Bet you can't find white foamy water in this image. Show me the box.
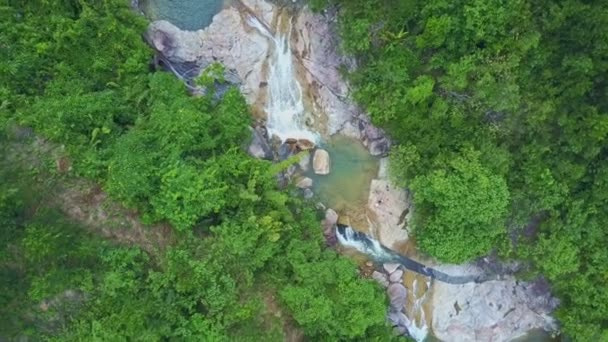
[247,16,318,143]
[406,278,430,341]
[337,226,429,342]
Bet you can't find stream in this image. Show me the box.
[143,1,558,341]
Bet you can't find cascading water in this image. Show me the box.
[336,225,493,341]
[247,16,318,143]
[337,225,430,341]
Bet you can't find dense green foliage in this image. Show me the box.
[314,0,608,339]
[0,1,395,340]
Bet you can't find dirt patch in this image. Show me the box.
[58,179,174,255]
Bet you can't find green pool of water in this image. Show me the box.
[141,0,227,31]
[309,136,379,225]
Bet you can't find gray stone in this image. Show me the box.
[389,269,404,283]
[296,177,313,189]
[372,271,389,288]
[369,137,390,156]
[370,181,410,249]
[313,149,330,175]
[383,263,400,274]
[432,274,558,342]
[324,209,338,226]
[388,310,408,327]
[387,283,407,310]
[247,127,273,160]
[365,124,384,141]
[303,188,314,199]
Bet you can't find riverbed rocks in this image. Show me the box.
[389,269,404,283]
[383,263,400,274]
[312,149,331,175]
[431,267,557,342]
[371,263,411,336]
[372,271,389,288]
[321,208,338,246]
[295,177,313,189]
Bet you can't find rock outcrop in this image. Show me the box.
[147,5,269,104]
[431,265,557,342]
[368,179,410,249]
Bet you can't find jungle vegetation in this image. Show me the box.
[312,0,608,339]
[0,0,396,340]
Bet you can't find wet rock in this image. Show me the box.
[247,127,273,160]
[324,209,338,226]
[383,263,400,274]
[313,149,330,175]
[303,188,314,199]
[278,142,294,160]
[369,180,410,249]
[388,310,408,327]
[369,137,390,156]
[240,0,275,24]
[296,139,315,151]
[387,283,407,310]
[389,269,404,283]
[321,208,338,246]
[285,137,298,144]
[296,177,313,189]
[372,271,389,288]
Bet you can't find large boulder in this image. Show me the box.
[372,271,389,288]
[432,275,557,342]
[295,177,313,189]
[368,180,410,249]
[387,283,407,310]
[389,270,404,283]
[313,149,331,175]
[383,263,400,274]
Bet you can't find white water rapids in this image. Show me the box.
[337,226,430,341]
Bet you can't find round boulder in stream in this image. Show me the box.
[387,283,407,310]
[313,149,331,175]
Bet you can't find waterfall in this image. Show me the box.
[247,15,319,143]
